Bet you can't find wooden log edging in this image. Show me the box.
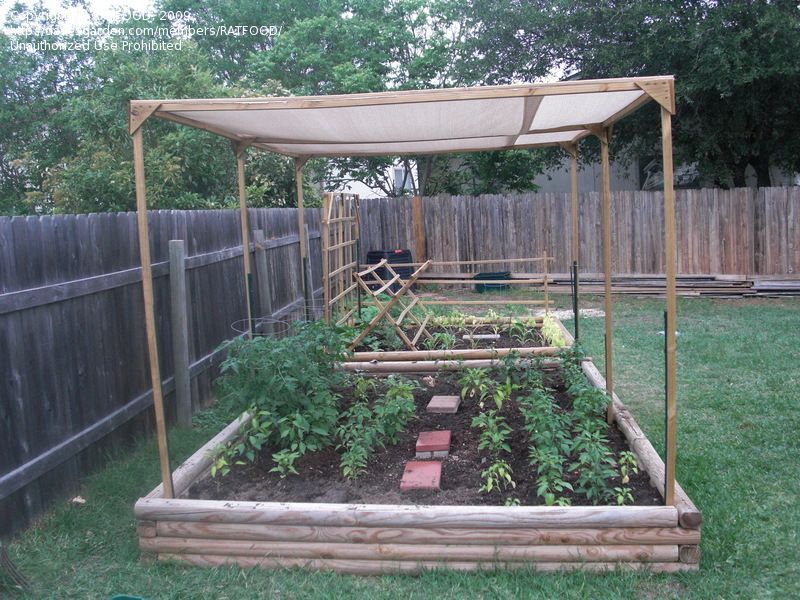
[153,521,701,545]
[146,412,252,499]
[342,359,565,373]
[347,346,562,363]
[136,499,678,529]
[155,554,699,574]
[135,354,700,574]
[581,361,702,529]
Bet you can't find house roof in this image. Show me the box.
[129,76,675,157]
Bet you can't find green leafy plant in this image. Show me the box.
[614,486,634,506]
[541,314,567,347]
[337,400,377,480]
[508,318,540,346]
[209,409,271,478]
[212,322,346,477]
[472,410,512,455]
[458,368,493,403]
[423,331,457,350]
[479,459,516,493]
[374,376,417,444]
[336,375,416,480]
[619,450,640,485]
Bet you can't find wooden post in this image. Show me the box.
[542,250,549,314]
[252,230,274,335]
[411,195,426,262]
[600,128,615,425]
[322,193,331,323]
[132,127,174,498]
[235,146,253,338]
[169,240,191,428]
[304,224,315,320]
[661,106,677,506]
[295,157,308,311]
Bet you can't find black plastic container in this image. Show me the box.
[365,249,414,293]
[474,271,511,293]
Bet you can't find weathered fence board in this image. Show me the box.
[0,208,321,537]
[359,187,800,276]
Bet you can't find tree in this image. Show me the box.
[476,0,800,187]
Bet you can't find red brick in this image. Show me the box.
[426,395,460,414]
[400,461,442,491]
[416,430,451,455]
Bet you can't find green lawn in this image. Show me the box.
[4,296,799,599]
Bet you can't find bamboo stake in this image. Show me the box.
[236,148,253,337]
[132,127,174,498]
[661,106,677,506]
[570,146,580,265]
[600,128,615,425]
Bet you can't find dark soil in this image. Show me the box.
[353,324,545,352]
[191,372,663,507]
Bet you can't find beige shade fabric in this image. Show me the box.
[132,76,674,157]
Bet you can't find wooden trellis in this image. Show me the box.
[322,192,360,324]
[348,259,433,351]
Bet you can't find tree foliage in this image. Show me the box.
[2,0,798,214]
[474,0,800,187]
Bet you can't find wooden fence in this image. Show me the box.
[359,187,800,276]
[2,186,798,538]
[0,208,322,537]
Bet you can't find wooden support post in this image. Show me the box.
[252,230,274,335]
[322,193,331,323]
[543,250,549,314]
[600,128,615,425]
[235,147,253,338]
[661,106,677,506]
[411,195,426,262]
[132,127,174,498]
[304,224,315,320]
[169,240,191,428]
[295,157,308,313]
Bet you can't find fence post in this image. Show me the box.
[411,195,426,262]
[252,230,274,335]
[304,224,315,320]
[169,239,191,428]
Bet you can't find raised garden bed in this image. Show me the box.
[135,336,701,574]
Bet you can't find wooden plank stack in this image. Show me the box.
[415,272,800,298]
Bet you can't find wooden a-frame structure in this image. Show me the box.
[129,75,679,505]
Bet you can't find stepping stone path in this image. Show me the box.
[415,430,451,459]
[400,461,442,491]
[401,394,460,492]
[426,395,461,414]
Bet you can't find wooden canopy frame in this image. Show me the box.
[129,75,678,506]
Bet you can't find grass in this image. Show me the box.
[4,296,799,599]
